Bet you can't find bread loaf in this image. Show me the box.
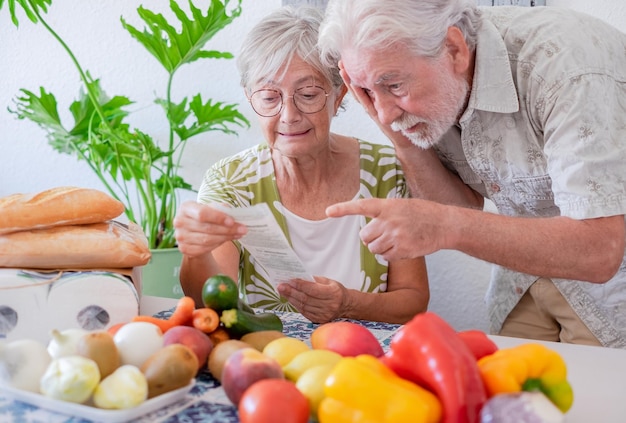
[0,221,151,269]
[0,186,125,234]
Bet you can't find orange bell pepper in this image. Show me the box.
[477,343,574,413]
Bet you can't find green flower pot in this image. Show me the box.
[141,248,184,298]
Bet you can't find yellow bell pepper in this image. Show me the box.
[477,343,574,413]
[318,354,442,423]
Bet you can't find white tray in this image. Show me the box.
[1,379,195,422]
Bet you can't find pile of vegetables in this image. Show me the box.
[217,312,574,423]
[0,323,198,409]
[1,275,574,422]
[0,273,281,410]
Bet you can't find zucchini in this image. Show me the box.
[237,298,255,313]
[220,308,283,339]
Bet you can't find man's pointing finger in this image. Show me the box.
[326,198,381,219]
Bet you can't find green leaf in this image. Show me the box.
[0,0,51,27]
[184,94,250,138]
[67,78,132,137]
[120,0,242,73]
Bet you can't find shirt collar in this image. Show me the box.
[461,18,519,123]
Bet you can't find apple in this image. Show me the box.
[163,325,214,372]
[310,321,383,357]
[220,347,284,406]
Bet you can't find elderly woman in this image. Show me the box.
[173,6,429,324]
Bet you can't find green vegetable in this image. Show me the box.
[202,274,239,312]
[220,308,283,339]
[237,298,255,313]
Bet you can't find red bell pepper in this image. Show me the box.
[458,329,498,360]
[380,312,487,423]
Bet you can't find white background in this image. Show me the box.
[1,0,624,331]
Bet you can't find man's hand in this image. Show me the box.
[326,198,449,261]
[339,60,415,150]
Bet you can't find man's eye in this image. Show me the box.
[388,83,403,93]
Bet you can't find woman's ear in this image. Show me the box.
[445,26,471,75]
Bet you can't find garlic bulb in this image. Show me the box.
[93,365,148,409]
[47,328,89,359]
[40,355,100,403]
[0,339,51,392]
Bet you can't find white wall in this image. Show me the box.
[1,1,623,331]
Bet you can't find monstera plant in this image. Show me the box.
[2,0,249,249]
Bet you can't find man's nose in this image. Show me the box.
[374,95,403,126]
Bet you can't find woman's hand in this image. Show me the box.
[173,201,247,258]
[277,277,349,323]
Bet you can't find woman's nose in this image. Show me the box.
[280,96,302,123]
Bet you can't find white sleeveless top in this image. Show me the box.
[282,207,361,289]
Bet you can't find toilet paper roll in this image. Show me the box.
[0,269,139,344]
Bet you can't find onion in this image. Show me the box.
[113,321,164,368]
[480,392,565,423]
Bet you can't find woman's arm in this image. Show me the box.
[277,256,430,324]
[174,201,245,307]
[179,242,240,308]
[339,256,430,324]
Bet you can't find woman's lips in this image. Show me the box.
[279,129,310,136]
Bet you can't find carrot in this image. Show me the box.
[208,326,231,345]
[132,296,196,333]
[168,296,196,326]
[107,322,125,336]
[192,307,220,333]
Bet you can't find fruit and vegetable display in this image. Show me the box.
[0,274,574,422]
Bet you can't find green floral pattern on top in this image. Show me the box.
[197,140,408,311]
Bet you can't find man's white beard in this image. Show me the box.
[391,115,442,149]
[391,75,469,150]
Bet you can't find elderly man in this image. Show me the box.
[319,0,626,348]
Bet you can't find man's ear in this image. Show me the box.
[445,26,471,75]
[334,84,349,111]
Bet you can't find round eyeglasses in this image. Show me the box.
[249,86,330,117]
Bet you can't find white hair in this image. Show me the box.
[236,6,343,94]
[319,0,482,67]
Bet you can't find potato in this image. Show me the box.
[207,340,250,382]
[140,344,197,398]
[76,330,121,379]
[240,330,286,351]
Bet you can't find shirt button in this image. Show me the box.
[515,287,524,295]
[491,183,500,193]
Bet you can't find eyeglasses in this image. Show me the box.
[249,86,329,117]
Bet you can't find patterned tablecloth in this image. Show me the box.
[0,312,401,423]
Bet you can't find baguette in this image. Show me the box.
[0,221,151,269]
[0,186,125,234]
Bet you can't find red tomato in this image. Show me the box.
[238,379,310,423]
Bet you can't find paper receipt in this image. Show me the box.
[210,203,315,285]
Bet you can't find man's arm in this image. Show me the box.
[327,198,625,283]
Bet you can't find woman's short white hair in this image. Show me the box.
[237,6,343,94]
[319,0,482,67]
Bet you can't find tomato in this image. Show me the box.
[238,379,310,423]
[201,274,239,312]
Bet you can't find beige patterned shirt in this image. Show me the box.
[435,6,626,347]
